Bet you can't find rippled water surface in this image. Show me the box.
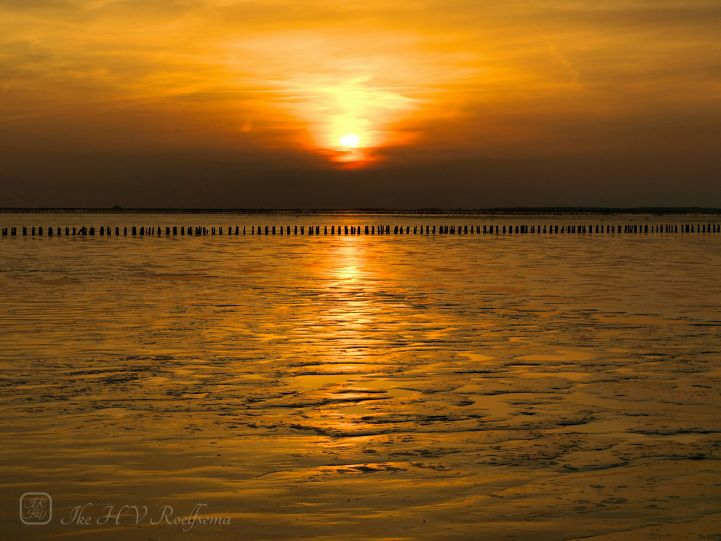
[1,213,721,540]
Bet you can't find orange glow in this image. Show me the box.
[275,76,419,166]
[3,1,719,177]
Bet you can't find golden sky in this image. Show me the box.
[1,1,720,207]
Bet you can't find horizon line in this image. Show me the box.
[2,206,721,215]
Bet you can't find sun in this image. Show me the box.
[339,133,361,149]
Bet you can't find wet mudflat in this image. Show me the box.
[1,213,720,540]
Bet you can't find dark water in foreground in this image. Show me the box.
[1,213,720,540]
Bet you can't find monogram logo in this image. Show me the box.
[20,493,52,525]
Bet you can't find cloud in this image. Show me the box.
[1,0,720,205]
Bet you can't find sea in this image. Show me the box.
[1,212,720,540]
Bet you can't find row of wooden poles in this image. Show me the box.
[2,223,721,237]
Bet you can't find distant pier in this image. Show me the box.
[1,223,720,238]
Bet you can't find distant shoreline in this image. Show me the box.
[1,207,721,216]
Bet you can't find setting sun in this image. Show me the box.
[339,133,360,149]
